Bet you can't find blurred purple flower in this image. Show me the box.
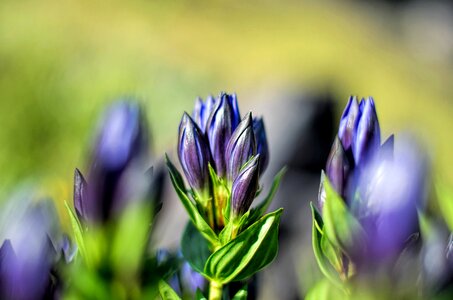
[73,100,161,224]
[0,200,69,300]
[353,139,427,264]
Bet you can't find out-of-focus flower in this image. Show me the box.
[73,100,161,224]
[353,139,427,264]
[318,97,428,273]
[225,113,256,183]
[231,155,260,217]
[193,96,216,133]
[180,262,207,295]
[0,199,68,300]
[178,112,211,194]
[206,93,241,177]
[253,117,269,175]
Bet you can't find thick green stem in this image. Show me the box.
[209,280,223,300]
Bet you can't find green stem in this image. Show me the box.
[209,280,223,300]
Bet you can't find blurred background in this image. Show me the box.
[1,0,453,298]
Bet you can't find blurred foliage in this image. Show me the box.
[0,0,452,223]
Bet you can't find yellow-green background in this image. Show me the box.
[1,0,452,221]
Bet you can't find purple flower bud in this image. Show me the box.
[325,136,351,198]
[253,117,269,175]
[206,93,241,177]
[94,101,147,171]
[180,262,207,295]
[193,96,216,133]
[338,96,360,151]
[352,97,381,165]
[354,139,427,264]
[225,113,256,182]
[178,113,211,192]
[231,155,260,216]
[75,100,152,223]
[0,203,56,300]
[73,168,88,223]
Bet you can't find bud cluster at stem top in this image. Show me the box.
[178,93,269,224]
[319,96,427,266]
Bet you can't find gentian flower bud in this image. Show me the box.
[225,113,256,183]
[73,168,88,223]
[352,97,381,165]
[193,96,216,133]
[75,100,151,223]
[338,96,360,151]
[253,117,269,175]
[353,140,427,265]
[231,155,260,217]
[178,113,211,193]
[325,136,350,198]
[206,93,241,177]
[0,201,62,300]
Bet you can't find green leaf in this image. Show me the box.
[64,201,87,260]
[204,208,283,283]
[305,278,347,300]
[436,181,453,232]
[322,176,365,253]
[166,155,219,248]
[310,203,343,287]
[158,280,181,300]
[232,285,248,300]
[181,221,211,277]
[254,167,286,215]
[111,202,151,275]
[195,289,207,300]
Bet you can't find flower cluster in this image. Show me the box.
[313,96,427,282]
[177,93,269,230]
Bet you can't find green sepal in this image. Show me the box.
[322,175,365,253]
[232,285,248,300]
[247,167,286,226]
[310,202,343,287]
[64,201,87,260]
[166,154,219,248]
[219,211,250,245]
[181,221,211,278]
[158,280,182,300]
[204,208,283,284]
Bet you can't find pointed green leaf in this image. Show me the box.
[436,181,453,232]
[166,155,219,247]
[64,201,86,260]
[158,280,181,300]
[195,289,207,300]
[254,167,286,215]
[310,203,343,287]
[181,221,211,277]
[232,285,248,300]
[322,177,365,253]
[204,208,283,283]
